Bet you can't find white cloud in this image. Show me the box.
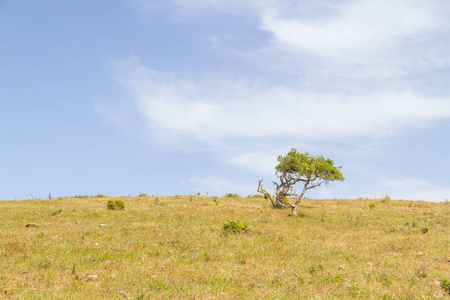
[261,0,443,59]
[115,59,450,145]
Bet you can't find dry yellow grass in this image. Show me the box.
[0,196,449,299]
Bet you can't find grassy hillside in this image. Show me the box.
[0,196,449,299]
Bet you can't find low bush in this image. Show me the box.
[107,200,125,210]
[51,209,62,216]
[222,220,250,234]
[223,193,239,198]
[95,193,107,198]
[420,227,429,234]
[369,203,376,209]
[441,278,450,295]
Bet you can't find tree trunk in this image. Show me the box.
[290,198,302,217]
[291,205,298,216]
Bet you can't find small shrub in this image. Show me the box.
[309,264,324,275]
[138,193,148,197]
[348,281,365,297]
[441,278,450,295]
[381,194,391,202]
[248,194,264,198]
[107,200,125,210]
[223,193,239,198]
[214,197,220,206]
[222,220,250,234]
[421,227,429,234]
[415,263,430,278]
[264,193,270,199]
[95,193,107,198]
[51,209,62,216]
[369,203,376,209]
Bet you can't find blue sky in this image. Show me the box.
[1,0,449,201]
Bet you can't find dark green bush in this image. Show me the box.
[107,200,125,210]
[421,227,429,234]
[222,220,250,234]
[369,202,376,209]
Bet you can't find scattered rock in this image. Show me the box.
[85,275,98,281]
[418,252,424,256]
[75,221,80,224]
[434,257,442,261]
[25,223,39,228]
[367,262,374,266]
[367,270,373,274]
[447,259,450,263]
[8,260,14,264]
[99,224,107,227]
[337,265,345,270]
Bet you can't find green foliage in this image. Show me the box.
[264,192,270,199]
[369,203,376,209]
[275,149,344,184]
[138,193,148,197]
[107,200,125,210]
[214,197,220,206]
[441,278,450,295]
[421,227,429,234]
[222,220,250,234]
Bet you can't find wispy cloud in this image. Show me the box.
[113,57,450,144]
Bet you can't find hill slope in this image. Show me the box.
[0,196,449,299]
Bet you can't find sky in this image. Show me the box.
[1,0,449,201]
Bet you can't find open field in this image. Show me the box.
[0,196,449,299]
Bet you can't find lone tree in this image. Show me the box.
[257,148,344,216]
